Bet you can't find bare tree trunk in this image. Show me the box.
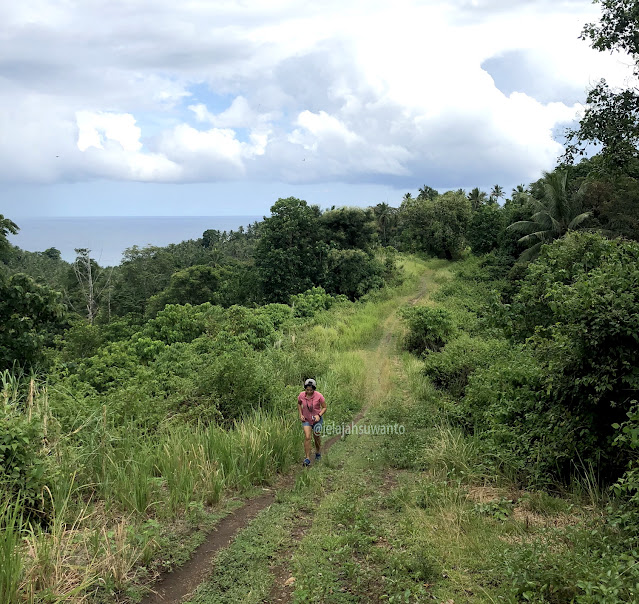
[73,248,113,324]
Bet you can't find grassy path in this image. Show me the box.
[152,258,602,604]
[169,262,443,604]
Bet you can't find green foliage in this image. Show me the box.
[224,305,278,350]
[0,215,19,262]
[399,305,455,355]
[0,270,66,370]
[563,1,639,172]
[467,204,504,255]
[319,206,376,251]
[290,286,339,318]
[322,248,385,299]
[508,234,639,471]
[423,334,510,398]
[198,338,272,422]
[255,197,325,302]
[142,303,224,344]
[498,519,639,603]
[472,498,513,521]
[146,265,230,316]
[581,173,639,241]
[507,170,592,261]
[0,496,24,604]
[399,191,472,259]
[0,406,48,511]
[372,202,399,246]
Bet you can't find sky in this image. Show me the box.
[0,0,634,217]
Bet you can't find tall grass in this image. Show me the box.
[1,253,429,601]
[0,496,24,604]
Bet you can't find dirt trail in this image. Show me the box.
[140,272,430,604]
[139,426,357,604]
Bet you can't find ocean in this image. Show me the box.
[8,216,263,267]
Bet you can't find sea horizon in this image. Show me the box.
[8,215,263,267]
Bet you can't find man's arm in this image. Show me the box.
[298,400,305,421]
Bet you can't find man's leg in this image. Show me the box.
[303,426,313,459]
[313,431,321,454]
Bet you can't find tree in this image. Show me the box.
[322,248,384,299]
[372,203,396,246]
[490,184,504,204]
[145,265,230,316]
[467,188,489,211]
[110,245,174,316]
[0,214,18,261]
[507,170,592,261]
[254,197,326,302]
[0,269,66,370]
[508,185,529,207]
[564,0,639,171]
[71,249,113,324]
[320,207,376,251]
[43,247,61,261]
[417,185,439,201]
[467,204,505,255]
[399,191,471,259]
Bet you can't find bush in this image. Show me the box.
[290,287,339,318]
[423,334,510,397]
[197,336,274,422]
[399,305,455,355]
[462,348,563,483]
[506,232,639,479]
[0,408,48,512]
[322,248,385,300]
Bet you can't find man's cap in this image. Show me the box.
[304,378,316,388]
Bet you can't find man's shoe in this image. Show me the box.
[303,458,311,467]
[315,453,321,462]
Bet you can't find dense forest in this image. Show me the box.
[2,1,639,602]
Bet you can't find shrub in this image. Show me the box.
[197,337,273,422]
[0,408,48,512]
[423,334,510,397]
[462,348,561,483]
[507,232,639,478]
[322,248,385,300]
[399,305,455,355]
[290,287,338,318]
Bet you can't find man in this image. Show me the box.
[298,378,326,466]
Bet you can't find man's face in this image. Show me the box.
[305,385,314,395]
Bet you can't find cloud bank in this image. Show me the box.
[0,0,632,189]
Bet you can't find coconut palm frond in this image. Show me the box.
[568,211,593,230]
[530,211,553,228]
[507,220,538,233]
[518,230,552,245]
[528,198,547,213]
[518,241,544,262]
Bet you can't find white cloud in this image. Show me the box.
[76,111,143,152]
[0,0,633,187]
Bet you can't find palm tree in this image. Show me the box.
[402,192,413,202]
[507,170,592,261]
[373,202,396,246]
[467,188,488,211]
[417,185,438,201]
[490,184,504,204]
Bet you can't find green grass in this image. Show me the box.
[0,496,23,604]
[1,254,432,603]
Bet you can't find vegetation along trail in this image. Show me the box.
[144,262,441,604]
[139,259,437,604]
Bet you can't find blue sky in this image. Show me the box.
[0,0,632,217]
